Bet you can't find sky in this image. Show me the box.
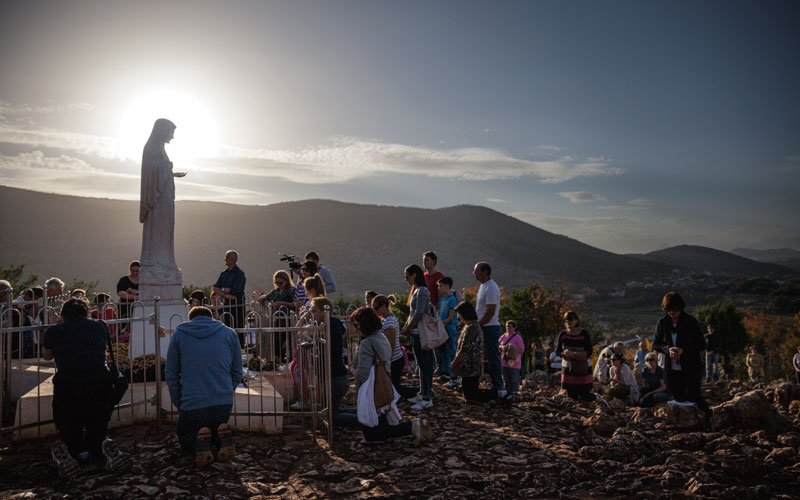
[1,0,798,254]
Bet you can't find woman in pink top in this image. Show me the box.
[499,320,525,400]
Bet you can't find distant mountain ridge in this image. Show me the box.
[731,248,800,271]
[629,245,794,277]
[0,186,791,297]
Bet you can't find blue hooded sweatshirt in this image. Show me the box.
[166,316,242,412]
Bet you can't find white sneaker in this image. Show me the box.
[406,395,420,404]
[290,401,306,410]
[410,399,433,411]
[445,380,457,389]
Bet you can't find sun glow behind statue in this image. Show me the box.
[116,90,220,167]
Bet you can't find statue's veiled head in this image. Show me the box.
[149,118,176,144]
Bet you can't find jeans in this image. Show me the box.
[482,325,503,390]
[177,404,232,454]
[705,352,720,381]
[639,391,671,407]
[502,366,520,394]
[462,376,498,404]
[52,382,109,458]
[390,356,418,399]
[411,334,434,400]
[435,329,459,376]
[361,414,412,442]
[331,375,359,428]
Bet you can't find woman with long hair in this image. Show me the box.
[372,294,416,399]
[351,306,427,445]
[399,264,434,411]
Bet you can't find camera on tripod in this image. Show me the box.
[280,253,302,273]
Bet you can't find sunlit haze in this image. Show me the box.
[1,1,798,253]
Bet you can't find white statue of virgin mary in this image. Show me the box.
[139,118,185,285]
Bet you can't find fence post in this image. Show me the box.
[153,296,162,430]
[324,306,333,445]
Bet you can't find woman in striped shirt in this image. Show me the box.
[373,294,417,399]
[555,311,595,401]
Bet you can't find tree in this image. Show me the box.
[499,281,576,347]
[0,264,38,294]
[183,284,212,300]
[694,302,748,354]
[67,278,100,297]
[743,312,800,381]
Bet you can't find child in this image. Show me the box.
[436,277,460,383]
[499,321,525,400]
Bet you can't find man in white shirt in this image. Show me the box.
[473,261,503,391]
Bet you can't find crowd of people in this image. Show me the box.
[2,248,799,476]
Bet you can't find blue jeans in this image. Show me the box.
[502,366,520,394]
[482,325,503,390]
[177,404,232,454]
[435,329,459,376]
[705,352,720,381]
[639,391,671,407]
[411,334,434,400]
[332,375,359,428]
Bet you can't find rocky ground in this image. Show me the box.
[2,377,799,500]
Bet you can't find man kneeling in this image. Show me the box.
[166,306,242,466]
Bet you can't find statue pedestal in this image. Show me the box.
[129,298,188,359]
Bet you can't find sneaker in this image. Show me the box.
[216,423,235,462]
[195,427,214,467]
[51,441,80,478]
[289,401,307,410]
[594,393,609,408]
[406,395,420,404]
[101,438,131,472]
[445,380,458,389]
[410,399,433,411]
[437,374,450,382]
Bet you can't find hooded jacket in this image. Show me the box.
[166,315,242,411]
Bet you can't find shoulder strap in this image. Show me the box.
[100,320,118,368]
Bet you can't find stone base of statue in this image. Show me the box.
[128,297,188,360]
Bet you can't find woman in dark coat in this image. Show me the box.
[651,292,709,417]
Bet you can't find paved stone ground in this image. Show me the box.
[2,378,799,499]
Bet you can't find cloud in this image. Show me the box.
[205,138,623,184]
[664,217,688,225]
[0,151,269,203]
[598,198,653,210]
[779,155,800,173]
[0,100,94,125]
[486,198,506,203]
[558,191,607,204]
[0,124,126,160]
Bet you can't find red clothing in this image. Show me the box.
[424,271,444,304]
[90,306,117,337]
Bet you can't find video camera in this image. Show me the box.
[279,253,302,273]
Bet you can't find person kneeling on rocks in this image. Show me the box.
[606,354,638,404]
[166,306,241,466]
[639,352,670,407]
[43,298,130,477]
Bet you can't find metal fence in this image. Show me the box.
[1,293,336,444]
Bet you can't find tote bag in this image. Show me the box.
[418,303,448,350]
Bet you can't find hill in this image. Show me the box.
[731,248,800,271]
[0,186,673,296]
[630,245,794,277]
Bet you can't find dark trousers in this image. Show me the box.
[177,404,232,454]
[52,384,109,458]
[796,371,800,384]
[411,334,434,400]
[331,375,359,428]
[390,357,418,399]
[361,414,412,442]
[667,369,709,414]
[482,325,503,390]
[461,376,497,404]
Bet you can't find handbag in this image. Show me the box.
[417,303,448,351]
[104,325,129,413]
[372,339,394,409]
